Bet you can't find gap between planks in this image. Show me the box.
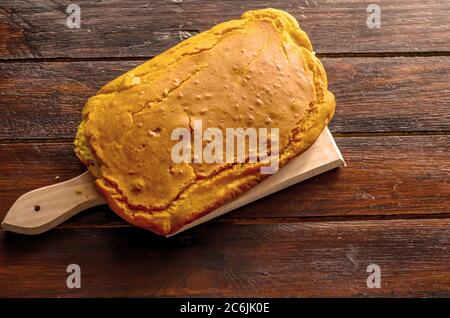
[4,213,449,232]
[1,51,450,64]
[1,131,450,144]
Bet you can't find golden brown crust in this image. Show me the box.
[74,8,336,235]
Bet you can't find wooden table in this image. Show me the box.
[1,0,449,297]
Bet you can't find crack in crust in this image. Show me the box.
[74,8,336,236]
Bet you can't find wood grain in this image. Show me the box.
[1,0,450,298]
[1,0,449,59]
[325,57,450,134]
[1,135,449,227]
[1,171,105,235]
[1,219,449,297]
[1,56,449,141]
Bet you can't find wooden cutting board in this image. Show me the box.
[1,127,344,236]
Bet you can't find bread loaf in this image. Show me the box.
[74,8,335,235]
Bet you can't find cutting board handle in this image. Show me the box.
[1,171,106,235]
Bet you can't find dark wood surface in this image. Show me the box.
[1,0,450,58]
[2,57,450,140]
[1,135,449,226]
[0,0,449,297]
[2,219,449,297]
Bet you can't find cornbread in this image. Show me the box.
[74,8,336,235]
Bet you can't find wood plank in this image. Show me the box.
[1,0,449,59]
[1,135,449,226]
[1,56,449,140]
[0,60,129,140]
[0,219,449,297]
[325,57,450,134]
